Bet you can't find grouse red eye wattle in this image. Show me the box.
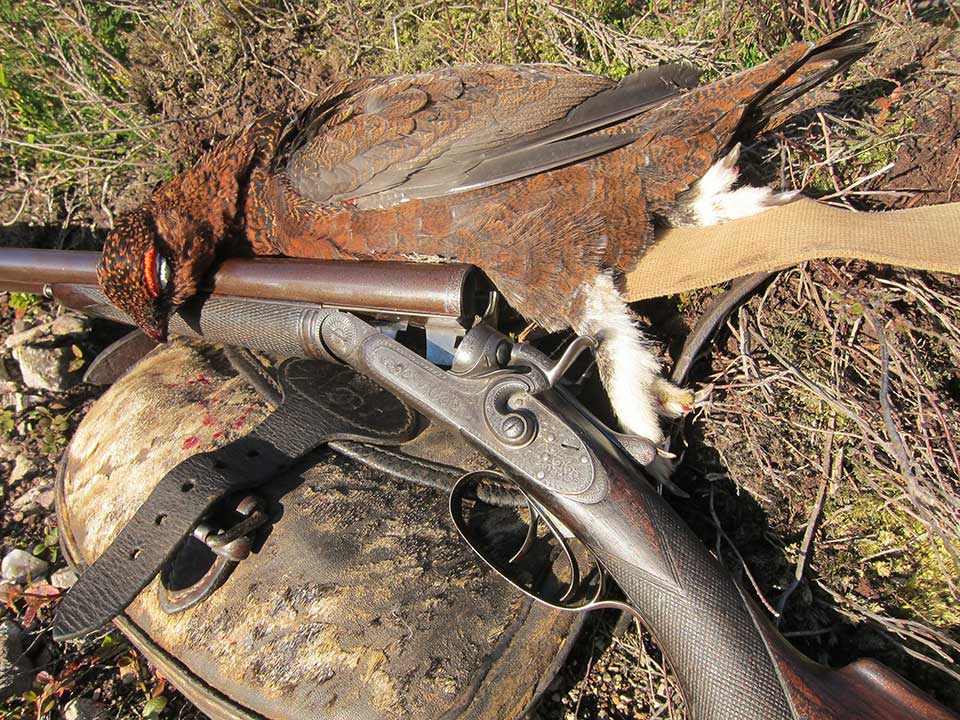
[142,247,171,299]
[143,247,160,298]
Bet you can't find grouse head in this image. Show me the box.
[97,123,269,341]
[97,207,179,342]
[97,197,223,343]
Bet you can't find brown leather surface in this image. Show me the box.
[56,340,580,720]
[54,356,419,641]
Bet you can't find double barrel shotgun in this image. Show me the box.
[1,246,957,720]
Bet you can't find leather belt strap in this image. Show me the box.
[53,358,417,640]
[627,198,960,300]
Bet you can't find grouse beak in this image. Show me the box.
[141,317,168,344]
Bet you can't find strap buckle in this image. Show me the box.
[193,495,269,562]
[159,494,268,614]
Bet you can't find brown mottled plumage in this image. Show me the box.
[97,23,873,453]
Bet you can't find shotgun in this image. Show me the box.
[2,248,956,720]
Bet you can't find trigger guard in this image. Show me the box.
[449,471,637,618]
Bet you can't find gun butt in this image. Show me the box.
[520,390,960,720]
[754,619,958,720]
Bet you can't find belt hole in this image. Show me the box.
[130,548,142,560]
[181,480,195,492]
[155,514,167,526]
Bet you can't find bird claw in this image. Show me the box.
[644,452,689,497]
[653,378,695,418]
[609,431,688,496]
[611,431,659,466]
[768,189,801,206]
[720,142,741,171]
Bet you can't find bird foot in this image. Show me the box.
[690,145,801,226]
[644,451,675,485]
[718,142,741,173]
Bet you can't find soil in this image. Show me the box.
[124,18,333,196]
[875,23,960,206]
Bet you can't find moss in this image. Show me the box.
[822,465,960,626]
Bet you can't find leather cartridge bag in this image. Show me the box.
[55,339,582,720]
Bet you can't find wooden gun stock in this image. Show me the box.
[519,390,959,720]
[760,624,956,719]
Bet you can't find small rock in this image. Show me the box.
[15,393,43,412]
[63,698,109,720]
[0,620,33,697]
[0,381,17,409]
[4,314,88,351]
[1,549,49,584]
[38,488,55,510]
[50,314,89,339]
[10,483,52,515]
[9,455,36,484]
[50,566,78,589]
[4,320,53,349]
[12,345,81,392]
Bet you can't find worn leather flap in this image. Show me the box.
[53,356,418,640]
[56,340,580,720]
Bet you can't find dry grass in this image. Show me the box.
[695,264,960,679]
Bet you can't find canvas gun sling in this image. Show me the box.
[54,353,433,640]
[627,198,960,301]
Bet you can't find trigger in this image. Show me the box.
[540,335,598,388]
[449,470,580,608]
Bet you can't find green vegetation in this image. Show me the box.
[32,525,59,563]
[25,406,72,458]
[830,473,960,624]
[7,292,41,315]
[0,1,159,223]
[0,408,14,435]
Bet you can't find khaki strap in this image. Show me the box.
[625,198,960,301]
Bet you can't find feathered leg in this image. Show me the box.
[665,144,800,227]
[570,274,692,478]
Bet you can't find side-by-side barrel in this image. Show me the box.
[0,249,485,321]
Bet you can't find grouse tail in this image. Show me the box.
[741,21,876,136]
